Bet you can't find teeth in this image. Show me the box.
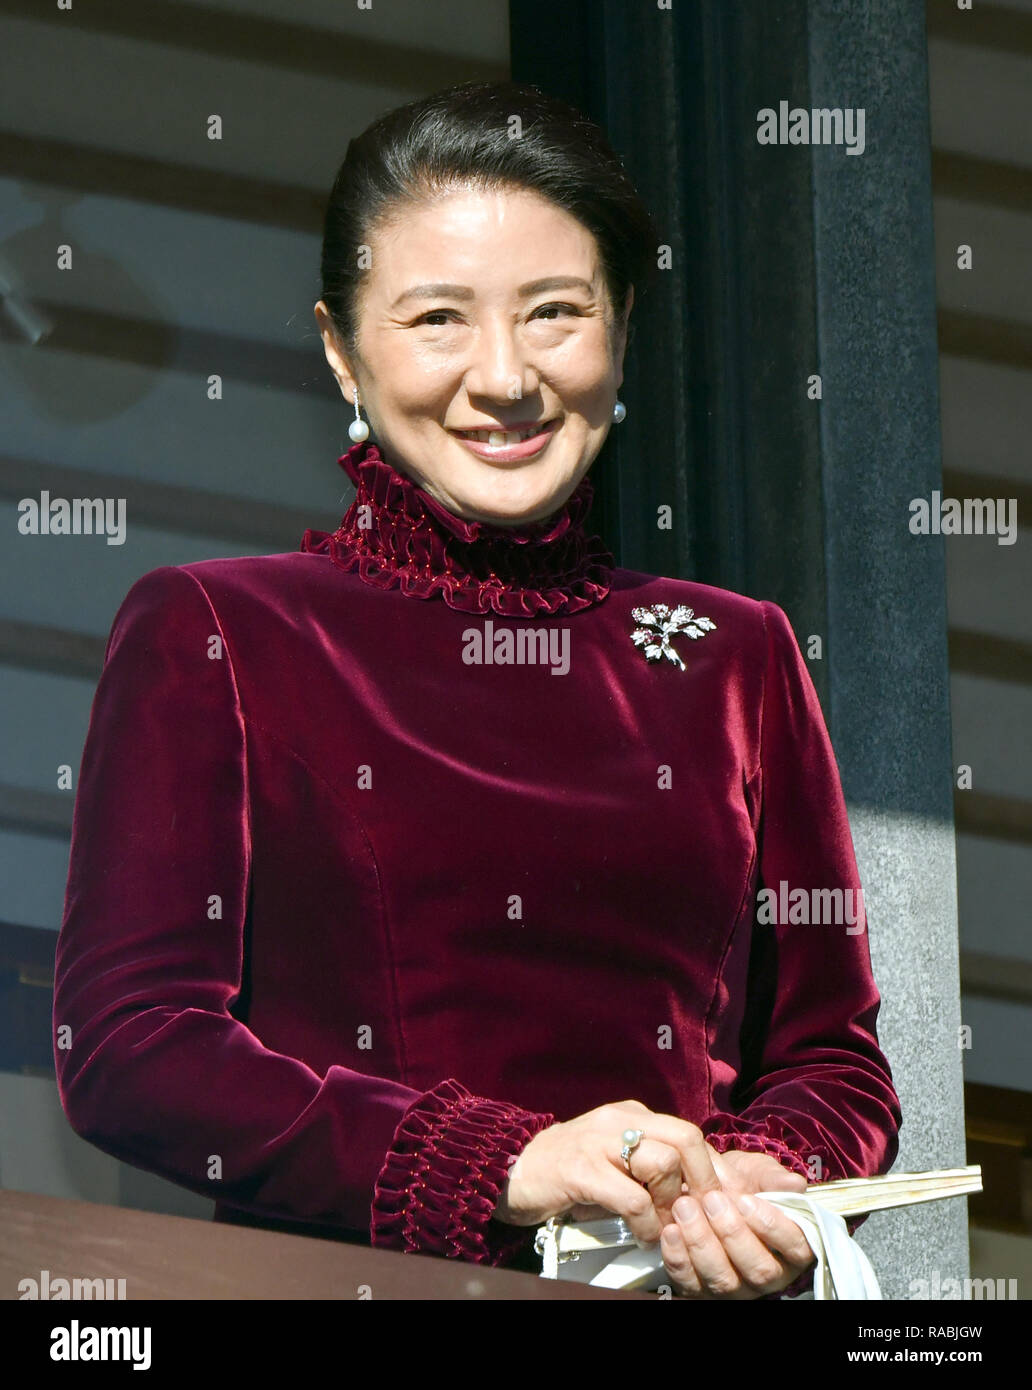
[457,424,549,445]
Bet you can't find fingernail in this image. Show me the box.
[702,1190,727,1217]
[736,1193,756,1215]
[673,1197,696,1223]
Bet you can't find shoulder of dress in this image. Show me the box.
[105,553,343,636]
[162,550,334,603]
[608,566,769,631]
[175,551,310,584]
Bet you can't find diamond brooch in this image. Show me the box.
[630,604,716,670]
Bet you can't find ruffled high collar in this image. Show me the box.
[300,441,615,617]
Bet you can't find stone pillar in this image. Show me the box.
[807,0,968,1299]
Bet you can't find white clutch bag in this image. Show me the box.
[535,1166,982,1298]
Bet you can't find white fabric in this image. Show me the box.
[752,1191,882,1300]
[557,1192,881,1298]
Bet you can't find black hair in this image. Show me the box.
[319,80,659,363]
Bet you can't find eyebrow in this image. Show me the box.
[390,276,595,309]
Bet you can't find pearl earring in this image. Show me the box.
[612,399,627,424]
[348,389,370,443]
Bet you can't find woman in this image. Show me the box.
[54,80,901,1299]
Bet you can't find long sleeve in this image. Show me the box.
[54,565,552,1262]
[701,601,902,1186]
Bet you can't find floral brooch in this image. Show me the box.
[630,604,716,670]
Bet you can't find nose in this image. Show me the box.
[462,313,539,405]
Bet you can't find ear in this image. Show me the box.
[314,301,359,403]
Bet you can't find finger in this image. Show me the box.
[694,1189,796,1295]
[705,1146,736,1187]
[621,1139,684,1221]
[732,1193,816,1270]
[658,1222,706,1298]
[670,1194,750,1298]
[567,1163,664,1246]
[628,1114,722,1198]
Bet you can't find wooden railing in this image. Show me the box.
[0,1189,648,1301]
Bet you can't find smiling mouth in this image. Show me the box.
[449,420,558,446]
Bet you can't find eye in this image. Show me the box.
[412,303,580,327]
[532,303,579,320]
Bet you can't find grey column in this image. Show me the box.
[808,0,967,1299]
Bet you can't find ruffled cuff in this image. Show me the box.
[369,1077,556,1265]
[701,1112,830,1182]
[701,1113,843,1300]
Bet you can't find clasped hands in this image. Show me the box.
[495,1100,816,1299]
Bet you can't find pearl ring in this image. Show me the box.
[620,1128,645,1174]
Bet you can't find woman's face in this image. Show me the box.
[314,185,632,527]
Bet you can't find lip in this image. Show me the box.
[447,418,560,463]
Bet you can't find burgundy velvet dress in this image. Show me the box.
[54,439,901,1286]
